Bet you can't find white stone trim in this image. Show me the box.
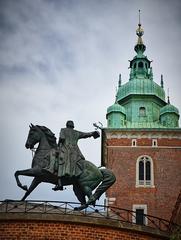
[107,197,116,205]
[106,131,181,139]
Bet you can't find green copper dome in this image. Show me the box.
[116,78,165,103]
[160,104,179,116]
[107,103,126,115]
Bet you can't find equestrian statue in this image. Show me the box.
[15,121,116,210]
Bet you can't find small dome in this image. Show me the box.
[160,104,179,116]
[107,103,126,115]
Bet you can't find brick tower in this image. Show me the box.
[102,13,181,224]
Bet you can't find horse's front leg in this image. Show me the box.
[73,183,86,205]
[21,177,41,201]
[14,168,41,191]
[74,185,93,211]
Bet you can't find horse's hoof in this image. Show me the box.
[86,196,96,206]
[74,204,88,211]
[52,186,63,191]
[21,185,28,191]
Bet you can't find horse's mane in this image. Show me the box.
[36,125,57,148]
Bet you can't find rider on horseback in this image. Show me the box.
[15,123,116,206]
[44,120,100,191]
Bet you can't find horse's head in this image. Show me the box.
[25,124,42,149]
[25,124,57,150]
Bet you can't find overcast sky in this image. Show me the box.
[0,0,181,204]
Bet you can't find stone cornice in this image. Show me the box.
[103,128,181,139]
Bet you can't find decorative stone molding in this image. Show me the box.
[105,129,181,139]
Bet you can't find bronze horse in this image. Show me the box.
[15,124,116,209]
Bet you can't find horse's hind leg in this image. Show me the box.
[73,184,86,205]
[83,186,93,199]
[88,169,116,205]
[74,185,93,210]
[73,185,93,211]
[21,178,41,201]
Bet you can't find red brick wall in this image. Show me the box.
[0,220,166,240]
[105,133,181,221]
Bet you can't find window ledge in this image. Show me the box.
[135,185,155,188]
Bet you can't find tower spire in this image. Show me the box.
[118,74,122,87]
[161,74,164,88]
[167,88,170,104]
[134,10,146,54]
[139,9,141,26]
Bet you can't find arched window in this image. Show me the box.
[134,63,137,69]
[152,139,158,147]
[132,139,137,147]
[136,156,154,187]
[139,107,146,117]
[138,61,143,68]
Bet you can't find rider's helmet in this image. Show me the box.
[66,120,74,129]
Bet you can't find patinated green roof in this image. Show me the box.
[116,78,165,102]
[119,121,167,129]
[160,104,179,116]
[107,103,126,115]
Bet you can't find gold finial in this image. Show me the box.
[136,10,144,36]
[136,10,144,44]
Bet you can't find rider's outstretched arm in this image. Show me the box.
[78,131,100,139]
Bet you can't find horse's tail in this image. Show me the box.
[90,168,116,203]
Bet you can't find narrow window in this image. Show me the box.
[132,139,137,147]
[139,161,144,184]
[136,209,145,225]
[152,139,157,147]
[146,161,151,185]
[133,205,148,225]
[134,63,136,69]
[136,156,154,187]
[139,107,146,117]
[138,61,143,68]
